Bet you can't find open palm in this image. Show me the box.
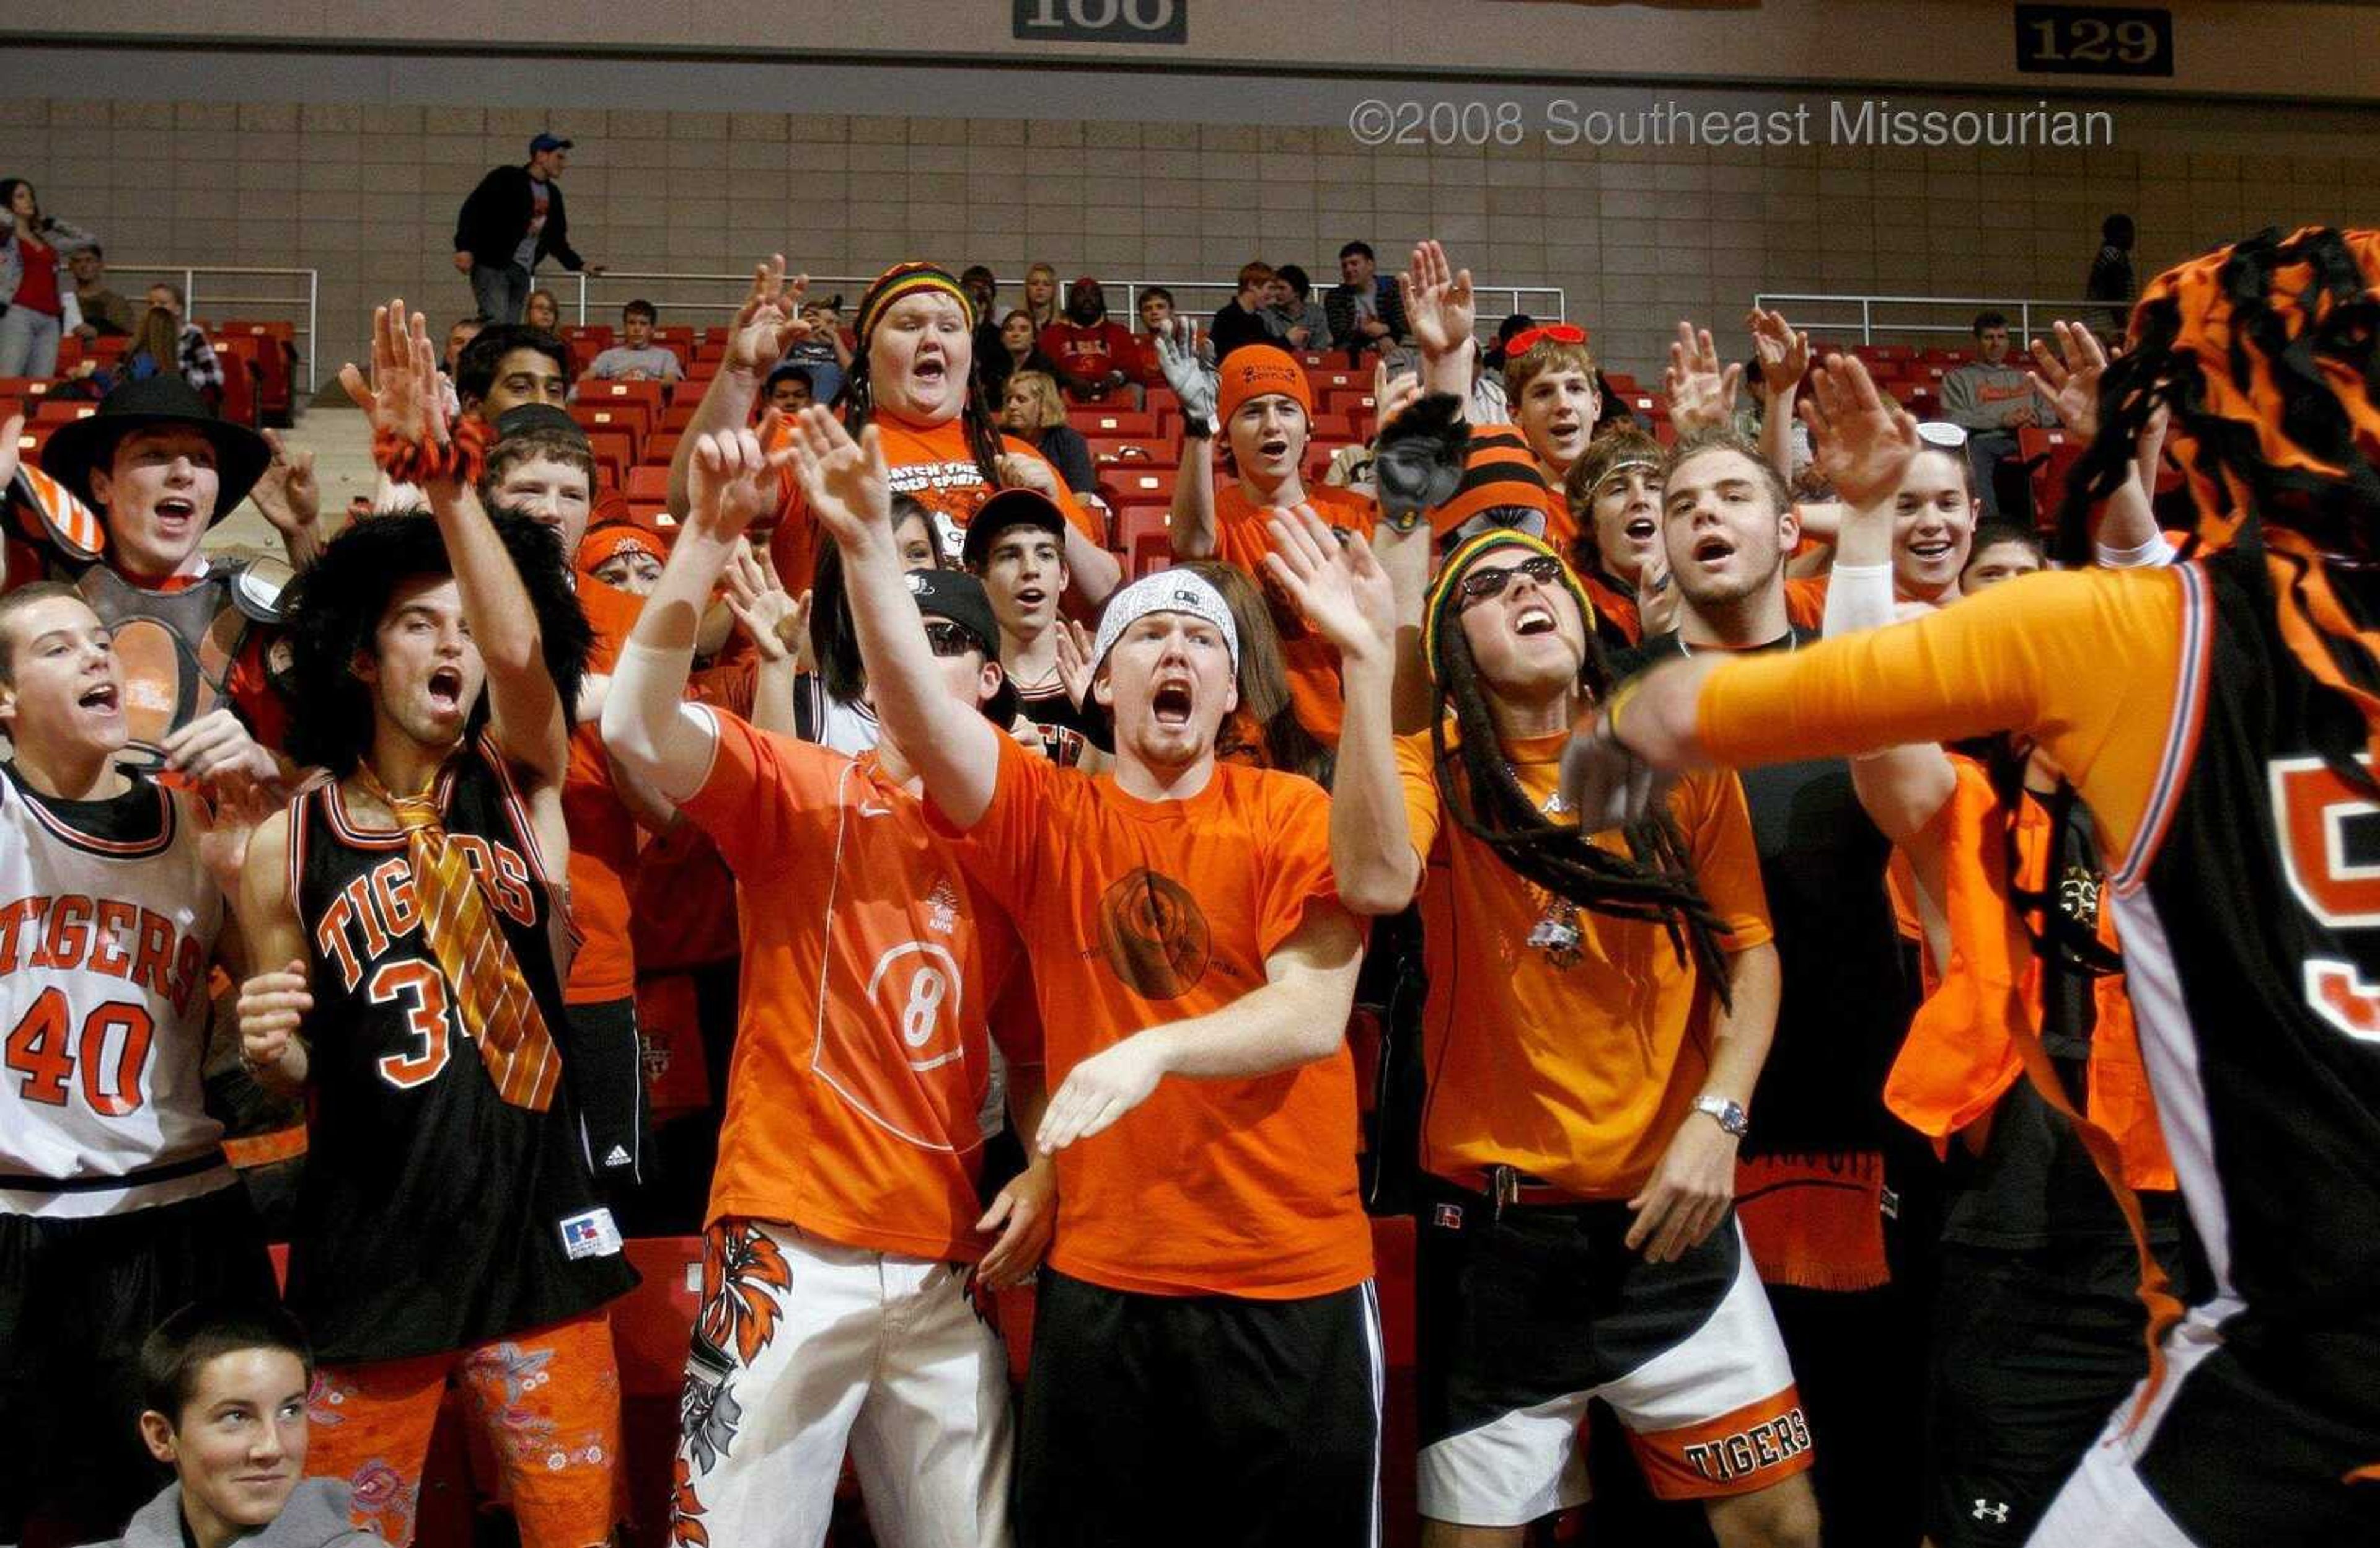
[784,407,893,548]
[1262,504,1393,661]
[338,300,445,447]
[1799,355,1919,509]
[1399,239,1476,363]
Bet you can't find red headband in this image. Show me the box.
[1507,323,1589,356]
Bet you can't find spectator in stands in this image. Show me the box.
[68,244,140,340]
[961,263,1004,372]
[83,1301,379,1548]
[1323,240,1408,356]
[2086,213,2136,340]
[580,522,668,596]
[452,132,601,325]
[998,368,1098,495]
[1135,286,1177,340]
[453,323,571,421]
[964,488,1108,770]
[107,306,189,392]
[994,307,1060,390]
[778,295,847,408]
[1264,263,1331,351]
[1020,261,1060,331]
[1939,310,2056,519]
[583,298,684,384]
[1039,276,1142,403]
[1210,260,1277,363]
[1,178,95,377]
[142,283,227,405]
[762,363,813,413]
[438,314,485,423]
[522,287,562,333]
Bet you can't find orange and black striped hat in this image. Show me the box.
[1429,425,1566,542]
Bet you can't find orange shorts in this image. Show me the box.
[303,1306,623,1548]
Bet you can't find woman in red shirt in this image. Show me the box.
[0,178,90,378]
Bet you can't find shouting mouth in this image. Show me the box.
[1150,679,1195,726]
[1514,603,1558,637]
[77,681,121,713]
[426,666,465,715]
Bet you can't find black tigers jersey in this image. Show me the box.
[2107,552,2380,1340]
[284,739,633,1363]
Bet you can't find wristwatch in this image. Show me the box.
[1692,1093,1749,1138]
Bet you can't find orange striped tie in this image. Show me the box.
[357,766,562,1111]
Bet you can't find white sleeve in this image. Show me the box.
[1821,561,1897,638]
[600,636,718,804]
[2094,532,2175,570]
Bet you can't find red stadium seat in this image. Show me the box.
[1069,407,1156,439]
[1087,436,1174,470]
[659,402,701,432]
[571,403,651,454]
[645,432,681,467]
[565,324,614,348]
[31,399,97,425]
[581,379,668,413]
[211,339,262,427]
[625,465,672,502]
[1102,468,1172,506]
[2019,426,2087,527]
[583,430,633,486]
[0,377,58,409]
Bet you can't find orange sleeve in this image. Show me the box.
[677,708,837,877]
[1254,776,1346,959]
[1784,574,1829,631]
[1695,565,2185,859]
[1675,770,1774,951]
[1392,729,1446,875]
[987,939,1044,1071]
[925,729,1053,917]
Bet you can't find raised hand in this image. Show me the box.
[995,452,1060,498]
[1155,320,1217,427]
[1745,307,1810,399]
[1052,617,1096,710]
[783,405,894,550]
[1663,320,1745,436]
[249,429,320,541]
[721,536,807,664]
[1262,504,1394,664]
[190,772,281,898]
[1797,354,1921,511]
[338,301,446,448]
[1372,361,1424,439]
[2028,320,2109,439]
[686,418,793,541]
[1399,239,1476,364]
[725,255,813,376]
[162,708,281,790]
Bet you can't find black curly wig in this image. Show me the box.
[276,509,592,776]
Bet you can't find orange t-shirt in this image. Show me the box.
[561,578,645,1004]
[682,709,1034,1261]
[1210,482,1378,743]
[933,732,1373,1299]
[766,410,1103,593]
[1397,728,1774,1200]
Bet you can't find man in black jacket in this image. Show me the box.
[1322,240,1409,361]
[452,133,603,325]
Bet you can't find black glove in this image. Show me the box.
[1373,391,1468,532]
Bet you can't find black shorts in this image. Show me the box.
[0,1184,277,1543]
[1926,1242,2153,1546]
[562,995,647,1194]
[2032,1301,2380,1547]
[1016,1268,1384,1548]
[1416,1187,1808,1522]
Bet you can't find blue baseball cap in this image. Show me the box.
[529,132,575,154]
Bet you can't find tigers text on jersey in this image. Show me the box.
[0,763,230,1218]
[283,740,634,1363]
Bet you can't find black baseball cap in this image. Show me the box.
[906,567,1018,726]
[493,403,586,446]
[960,487,1069,571]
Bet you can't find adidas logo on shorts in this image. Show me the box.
[604,1145,632,1169]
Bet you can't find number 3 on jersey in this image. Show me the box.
[371,959,456,1088]
[5,988,157,1115]
[2272,755,2380,1046]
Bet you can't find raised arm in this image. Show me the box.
[1801,355,1959,842]
[783,407,1003,825]
[604,423,791,801]
[1264,504,1417,915]
[667,257,811,519]
[1157,322,1220,560]
[1748,307,1809,487]
[1400,239,1476,402]
[344,301,570,788]
[2029,321,2172,565]
[1033,902,1365,1154]
[1663,320,1745,438]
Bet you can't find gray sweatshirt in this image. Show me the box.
[79,1478,384,1548]
[1939,360,2057,432]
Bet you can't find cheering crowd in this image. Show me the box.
[1,221,2376,1548]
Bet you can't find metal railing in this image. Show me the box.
[557,269,1564,341]
[1752,292,2117,348]
[113,265,320,394]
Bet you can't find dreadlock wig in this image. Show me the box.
[1422,529,1734,992]
[841,260,1011,491]
[2066,226,2380,786]
[278,510,593,776]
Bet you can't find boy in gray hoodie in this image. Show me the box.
[80,1302,382,1548]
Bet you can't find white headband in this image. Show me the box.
[1090,568,1240,675]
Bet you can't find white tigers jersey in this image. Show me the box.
[0,762,231,1218]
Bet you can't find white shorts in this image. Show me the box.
[671,1220,1013,1548]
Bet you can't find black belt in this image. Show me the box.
[0,1149,228,1194]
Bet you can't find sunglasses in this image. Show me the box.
[924,620,985,659]
[1506,323,1589,355]
[1457,554,1566,608]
